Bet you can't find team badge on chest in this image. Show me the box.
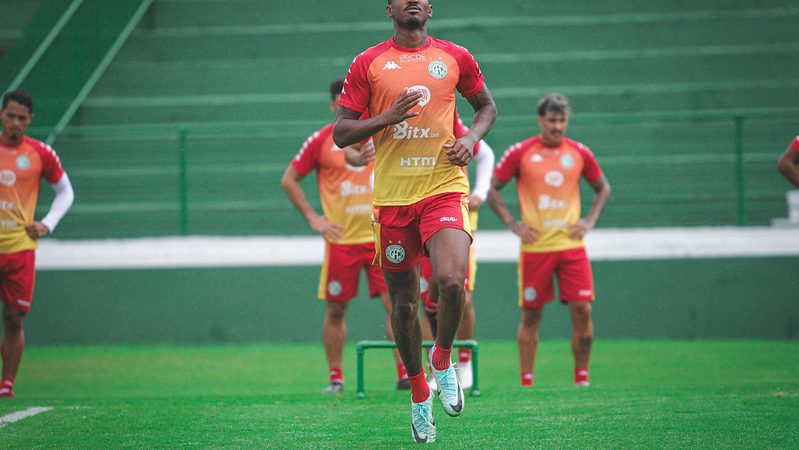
[428,60,448,79]
[15,155,30,170]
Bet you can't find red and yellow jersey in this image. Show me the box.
[291,123,374,244]
[340,37,485,206]
[792,135,799,152]
[0,135,65,253]
[494,136,602,252]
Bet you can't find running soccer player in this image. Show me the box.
[281,79,409,394]
[0,90,75,398]
[777,135,799,187]
[420,115,495,391]
[488,93,610,388]
[333,0,496,443]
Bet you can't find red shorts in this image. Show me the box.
[519,247,594,308]
[419,244,476,313]
[373,192,472,272]
[318,242,386,302]
[0,250,36,313]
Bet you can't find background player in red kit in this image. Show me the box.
[777,136,799,187]
[281,79,408,394]
[332,0,496,443]
[488,93,610,388]
[0,90,75,398]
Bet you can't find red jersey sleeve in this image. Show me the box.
[30,138,65,183]
[791,135,799,152]
[451,45,485,98]
[291,124,332,177]
[576,142,603,183]
[339,53,370,113]
[494,142,526,182]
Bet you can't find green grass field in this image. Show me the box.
[1,340,797,448]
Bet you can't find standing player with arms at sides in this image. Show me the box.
[419,114,495,392]
[281,79,409,394]
[488,93,610,388]
[0,90,74,398]
[333,0,496,443]
[777,135,799,187]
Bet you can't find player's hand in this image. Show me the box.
[468,195,484,211]
[443,135,476,166]
[346,140,376,167]
[309,215,344,241]
[26,222,50,240]
[510,220,538,244]
[567,218,594,240]
[382,89,423,125]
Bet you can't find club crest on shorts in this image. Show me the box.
[428,60,447,79]
[327,280,343,296]
[385,244,406,264]
[523,287,537,301]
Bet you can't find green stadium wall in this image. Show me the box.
[26,256,799,345]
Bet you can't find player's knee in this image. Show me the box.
[435,274,465,300]
[3,310,24,334]
[392,300,418,322]
[325,301,348,321]
[571,302,592,318]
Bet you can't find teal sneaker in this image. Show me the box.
[411,391,436,443]
[429,348,464,417]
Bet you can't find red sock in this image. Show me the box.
[575,368,589,385]
[521,372,534,387]
[397,362,408,381]
[431,342,452,371]
[0,378,13,396]
[409,370,430,403]
[458,348,471,364]
[329,367,343,384]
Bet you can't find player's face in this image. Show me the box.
[328,93,341,114]
[387,0,432,29]
[0,101,33,145]
[538,111,568,146]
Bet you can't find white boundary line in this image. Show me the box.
[33,227,799,271]
[0,407,54,429]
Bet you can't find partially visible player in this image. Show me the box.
[281,79,408,394]
[488,93,610,388]
[419,114,495,391]
[0,90,74,398]
[333,0,497,443]
[777,135,799,187]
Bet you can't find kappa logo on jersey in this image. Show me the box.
[400,53,426,63]
[428,60,448,79]
[544,170,564,187]
[538,194,567,210]
[0,170,16,187]
[392,121,440,140]
[383,61,401,70]
[439,216,458,222]
[407,85,431,107]
[531,154,544,163]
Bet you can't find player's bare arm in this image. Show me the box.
[777,145,799,187]
[333,89,423,148]
[443,86,497,166]
[343,140,376,167]
[281,165,344,241]
[488,177,539,244]
[568,174,611,240]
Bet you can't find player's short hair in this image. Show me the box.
[330,78,345,101]
[537,93,570,117]
[2,89,33,113]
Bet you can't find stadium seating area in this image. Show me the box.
[4,0,799,237]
